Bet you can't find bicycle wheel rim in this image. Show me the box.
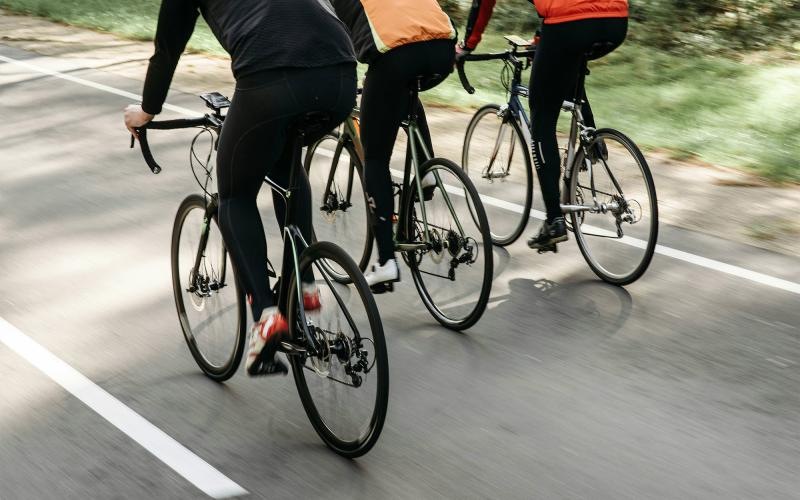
[569,130,659,285]
[171,194,246,381]
[462,104,532,246]
[403,158,493,330]
[289,241,388,457]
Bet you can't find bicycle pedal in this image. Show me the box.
[537,243,558,254]
[247,357,288,377]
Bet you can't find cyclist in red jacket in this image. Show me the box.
[457,0,628,250]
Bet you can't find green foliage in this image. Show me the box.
[438,0,800,54]
[629,0,800,53]
[424,36,800,182]
[1,0,797,180]
[0,0,225,53]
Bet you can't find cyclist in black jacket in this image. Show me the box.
[124,0,357,375]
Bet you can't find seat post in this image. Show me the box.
[573,57,589,106]
[408,87,420,123]
[284,130,304,204]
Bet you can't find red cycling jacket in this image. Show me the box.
[463,0,629,50]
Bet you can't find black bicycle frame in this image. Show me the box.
[270,133,364,357]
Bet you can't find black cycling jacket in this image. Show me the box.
[142,0,356,114]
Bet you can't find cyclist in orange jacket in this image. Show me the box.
[457,0,628,250]
[331,0,456,292]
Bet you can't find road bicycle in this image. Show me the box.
[457,36,658,285]
[131,92,388,457]
[304,79,493,330]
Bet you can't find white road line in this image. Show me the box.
[0,317,247,499]
[0,54,198,117]
[409,162,800,295]
[4,52,800,296]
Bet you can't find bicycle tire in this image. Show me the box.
[171,194,246,381]
[568,129,659,286]
[401,158,493,331]
[288,241,388,458]
[462,104,533,246]
[304,134,373,281]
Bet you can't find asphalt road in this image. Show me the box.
[2,43,800,499]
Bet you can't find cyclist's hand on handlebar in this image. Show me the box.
[123,104,154,139]
[455,40,473,64]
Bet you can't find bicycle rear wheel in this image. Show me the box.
[401,158,493,331]
[171,194,246,381]
[288,241,388,458]
[305,134,372,282]
[568,129,658,286]
[462,104,533,246]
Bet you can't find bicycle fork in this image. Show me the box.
[187,196,227,296]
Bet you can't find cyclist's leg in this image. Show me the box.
[361,39,455,266]
[218,65,355,322]
[360,59,411,265]
[218,65,355,374]
[579,18,628,129]
[530,22,581,224]
[411,39,454,164]
[217,96,290,322]
[265,64,356,310]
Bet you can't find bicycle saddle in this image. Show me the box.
[290,111,333,145]
[584,41,617,61]
[411,74,445,92]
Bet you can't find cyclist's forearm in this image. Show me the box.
[463,0,496,50]
[141,0,199,115]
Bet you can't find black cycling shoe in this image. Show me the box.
[527,216,568,250]
[248,357,288,376]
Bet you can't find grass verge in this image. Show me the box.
[1,0,797,182]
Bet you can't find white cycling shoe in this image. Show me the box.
[421,172,436,201]
[364,258,400,294]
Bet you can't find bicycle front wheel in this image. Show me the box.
[305,134,373,282]
[462,104,533,246]
[401,158,493,331]
[171,194,246,381]
[288,241,388,458]
[568,129,659,285]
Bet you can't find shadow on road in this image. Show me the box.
[485,277,633,348]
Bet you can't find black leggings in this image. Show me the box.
[217,63,356,321]
[530,17,627,221]
[360,38,455,264]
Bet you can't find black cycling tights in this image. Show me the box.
[530,17,627,222]
[217,63,356,321]
[360,39,455,264]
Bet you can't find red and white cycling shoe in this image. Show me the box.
[246,285,321,376]
[302,282,321,311]
[246,307,289,376]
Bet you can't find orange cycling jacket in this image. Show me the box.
[464,0,628,50]
[332,0,456,64]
